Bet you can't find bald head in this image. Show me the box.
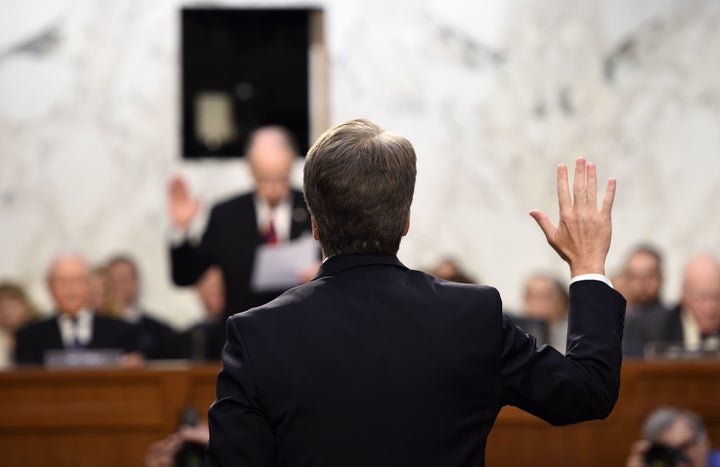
[248,126,295,207]
[682,254,720,335]
[47,252,91,317]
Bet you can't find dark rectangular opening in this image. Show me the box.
[181,8,313,158]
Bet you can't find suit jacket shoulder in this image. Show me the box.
[14,317,63,365]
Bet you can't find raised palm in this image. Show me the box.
[168,175,199,229]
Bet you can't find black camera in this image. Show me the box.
[644,442,687,467]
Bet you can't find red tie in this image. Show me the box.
[266,219,278,245]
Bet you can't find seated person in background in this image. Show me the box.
[88,265,122,317]
[14,252,141,366]
[181,266,226,360]
[108,255,181,359]
[657,254,720,351]
[514,273,569,353]
[427,258,476,283]
[622,245,671,356]
[626,406,720,467]
[0,282,38,368]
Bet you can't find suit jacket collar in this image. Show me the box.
[314,254,407,279]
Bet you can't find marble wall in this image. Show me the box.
[1,0,719,326]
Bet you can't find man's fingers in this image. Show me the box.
[586,161,598,208]
[556,164,571,212]
[601,177,617,216]
[572,157,587,207]
[169,176,189,201]
[529,209,556,241]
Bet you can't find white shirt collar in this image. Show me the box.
[57,308,93,348]
[254,194,292,243]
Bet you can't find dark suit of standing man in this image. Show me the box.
[207,119,625,467]
[169,127,316,316]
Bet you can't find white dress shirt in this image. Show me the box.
[58,308,93,348]
[254,195,292,243]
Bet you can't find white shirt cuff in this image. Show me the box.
[570,273,613,289]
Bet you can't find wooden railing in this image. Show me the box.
[1,361,719,466]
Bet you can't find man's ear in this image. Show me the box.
[311,217,320,241]
[402,211,411,236]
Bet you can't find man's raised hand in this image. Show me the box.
[529,158,617,278]
[168,175,200,230]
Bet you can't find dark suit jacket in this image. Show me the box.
[14,313,138,365]
[657,305,686,343]
[622,302,675,357]
[135,313,183,360]
[207,255,625,467]
[171,190,313,316]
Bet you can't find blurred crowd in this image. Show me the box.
[2,240,719,368]
[0,252,226,368]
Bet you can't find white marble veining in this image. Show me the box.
[1,0,719,325]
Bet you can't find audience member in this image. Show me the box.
[625,254,720,357]
[181,266,226,360]
[88,265,122,317]
[660,254,720,348]
[427,258,476,283]
[622,245,671,357]
[626,407,720,467]
[516,273,569,353]
[168,126,318,317]
[108,255,181,360]
[14,252,141,365]
[624,245,666,309]
[0,282,38,368]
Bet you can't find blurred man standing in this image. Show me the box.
[15,253,138,365]
[169,126,317,316]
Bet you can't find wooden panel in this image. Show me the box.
[1,361,720,466]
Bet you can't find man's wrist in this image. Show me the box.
[569,261,605,278]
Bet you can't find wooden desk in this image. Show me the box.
[487,360,720,466]
[0,363,219,467]
[1,361,719,466]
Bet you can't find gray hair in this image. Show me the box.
[642,407,706,442]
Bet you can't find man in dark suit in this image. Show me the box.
[168,126,317,317]
[107,254,181,360]
[621,245,671,357]
[15,252,139,365]
[635,254,720,357]
[207,119,624,467]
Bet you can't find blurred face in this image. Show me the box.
[657,418,709,467]
[108,260,139,308]
[682,262,720,335]
[248,131,293,208]
[523,276,567,323]
[0,294,30,332]
[48,256,91,317]
[196,267,225,319]
[626,251,662,306]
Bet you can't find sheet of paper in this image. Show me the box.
[250,234,319,292]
